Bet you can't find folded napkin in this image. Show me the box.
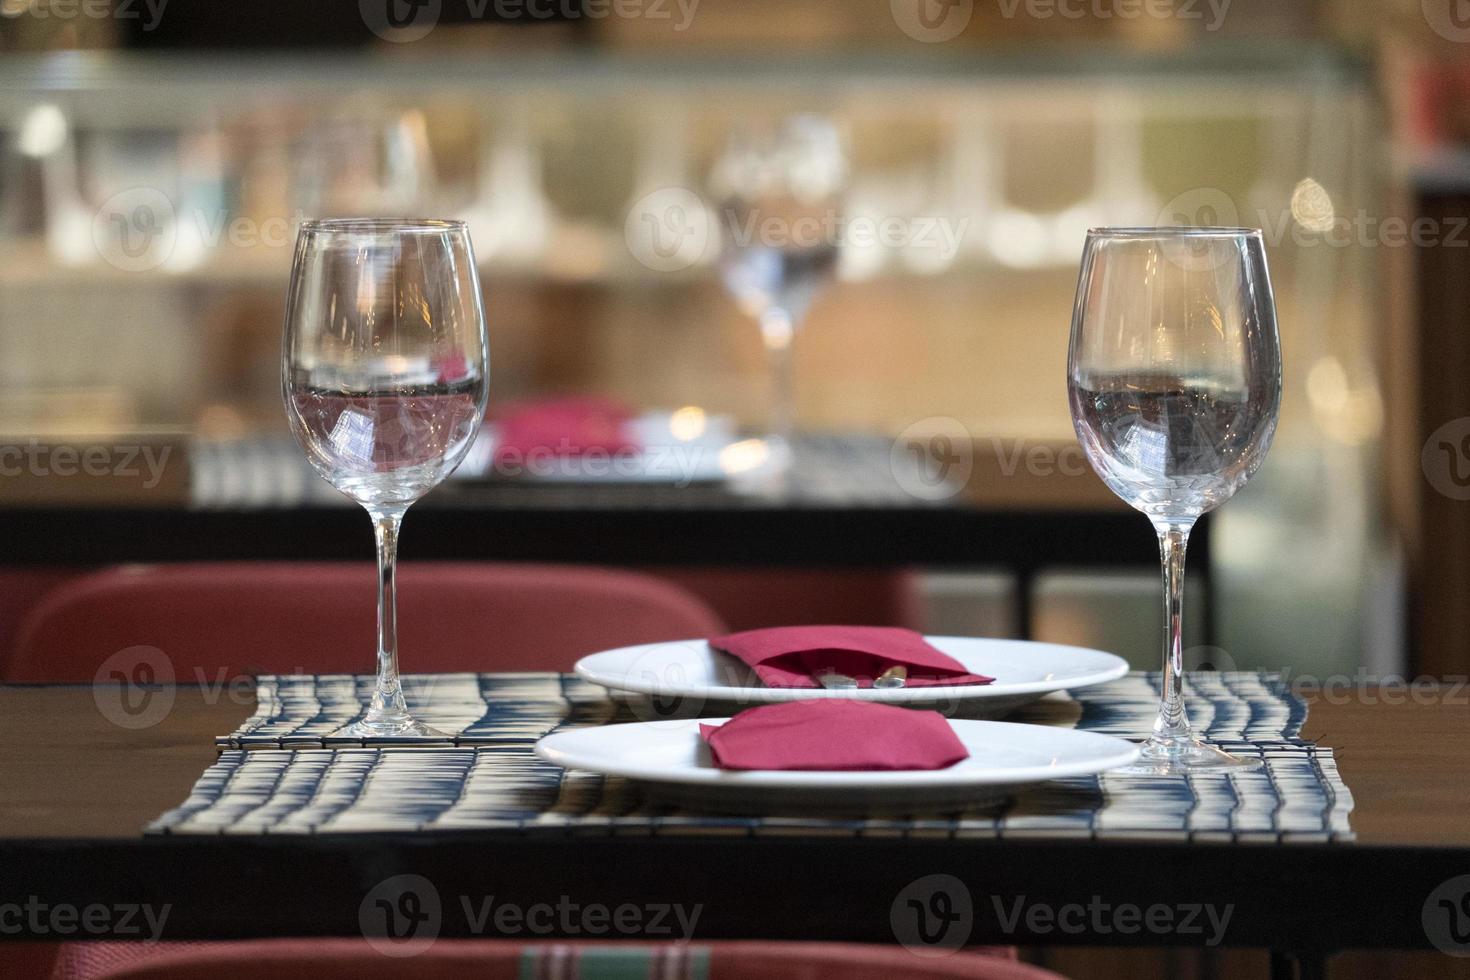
[493,396,640,463]
[709,625,994,689]
[699,700,969,771]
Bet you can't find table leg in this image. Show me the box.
[1015,568,1034,640]
[1270,950,1328,980]
[1297,953,1327,980]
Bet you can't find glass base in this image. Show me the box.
[1113,736,1262,776]
[332,714,453,743]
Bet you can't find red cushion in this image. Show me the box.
[4,563,726,683]
[0,569,82,667]
[52,940,1057,980]
[655,568,922,632]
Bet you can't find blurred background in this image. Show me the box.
[1,0,1468,689]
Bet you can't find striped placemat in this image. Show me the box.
[148,671,1353,841]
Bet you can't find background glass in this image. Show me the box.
[1068,228,1281,774]
[711,115,847,469]
[283,218,489,740]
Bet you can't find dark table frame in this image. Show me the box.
[0,833,1451,974]
[0,505,1213,642]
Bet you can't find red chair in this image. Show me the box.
[0,569,81,669]
[51,939,1065,980]
[4,563,727,683]
[654,567,923,633]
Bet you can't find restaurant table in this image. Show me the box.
[0,433,1212,640]
[0,682,1461,979]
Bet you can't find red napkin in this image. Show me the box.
[709,625,994,689]
[699,701,969,771]
[493,396,640,464]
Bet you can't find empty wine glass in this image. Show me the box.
[1068,228,1281,774]
[710,115,846,468]
[284,219,489,740]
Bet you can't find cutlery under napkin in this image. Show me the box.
[699,700,970,771]
[709,625,995,689]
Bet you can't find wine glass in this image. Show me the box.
[710,115,846,468]
[1067,228,1281,774]
[283,219,489,740]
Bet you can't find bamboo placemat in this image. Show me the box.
[147,671,1353,842]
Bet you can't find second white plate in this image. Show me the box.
[574,636,1130,718]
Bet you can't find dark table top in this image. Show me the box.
[0,434,1177,569]
[0,684,1462,954]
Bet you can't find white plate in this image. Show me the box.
[574,636,1130,718]
[535,717,1139,813]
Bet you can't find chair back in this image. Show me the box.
[51,939,1063,980]
[6,562,726,682]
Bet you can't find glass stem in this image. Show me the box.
[760,306,795,451]
[367,507,410,726]
[1152,521,1194,747]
